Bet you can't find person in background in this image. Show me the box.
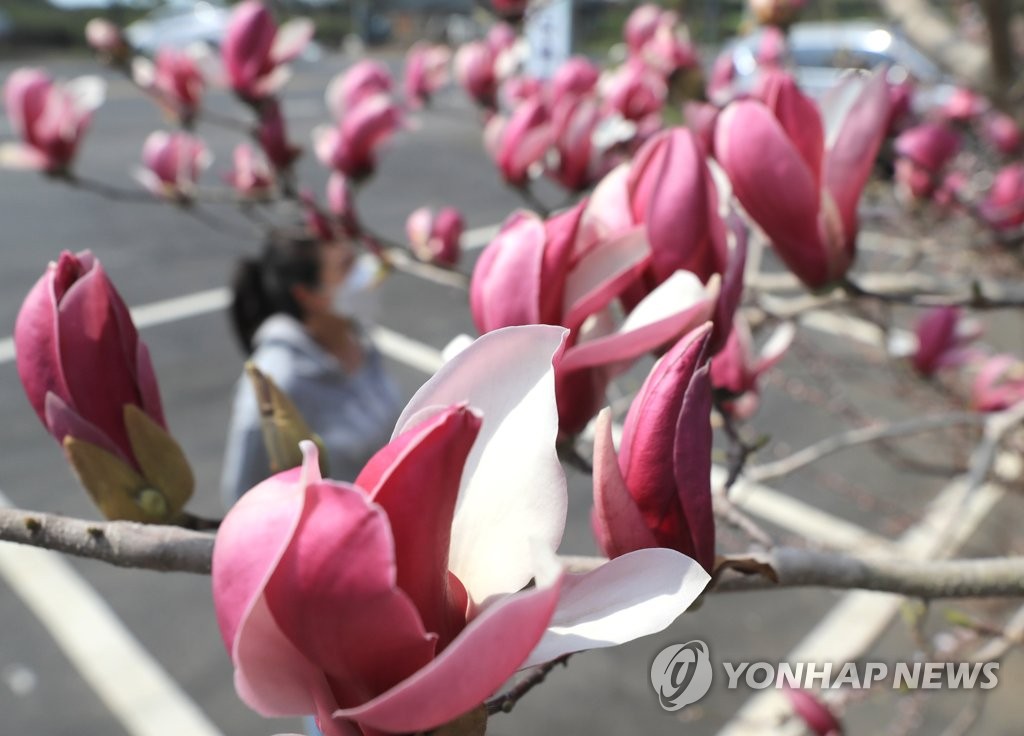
[220,229,401,507]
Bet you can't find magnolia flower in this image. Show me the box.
[941,87,986,123]
[222,0,313,101]
[982,112,1022,155]
[85,18,129,61]
[550,57,600,100]
[136,130,210,199]
[972,354,1024,412]
[326,60,393,120]
[132,47,205,123]
[224,143,273,197]
[910,306,981,377]
[600,60,666,131]
[624,4,664,54]
[15,251,192,521]
[711,317,795,419]
[314,95,402,181]
[454,41,499,109]
[256,100,301,171]
[406,207,463,267]
[593,324,715,570]
[715,69,891,288]
[893,123,960,201]
[1,69,105,173]
[484,98,551,186]
[547,94,603,192]
[213,326,709,735]
[980,164,1024,231]
[404,43,451,109]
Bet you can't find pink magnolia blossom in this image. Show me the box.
[326,60,393,120]
[500,75,544,108]
[256,100,301,171]
[550,57,600,100]
[980,164,1024,231]
[600,59,666,130]
[132,47,205,123]
[639,12,700,76]
[1,69,105,173]
[973,354,1024,412]
[314,95,402,181]
[487,23,518,53]
[982,111,1023,155]
[404,43,451,109]
[222,0,313,101]
[547,94,603,192]
[710,317,795,419]
[911,306,981,376]
[472,205,722,434]
[406,206,464,266]
[13,251,192,523]
[212,326,709,735]
[136,130,210,199]
[941,87,986,123]
[757,25,789,67]
[715,69,891,288]
[593,323,715,570]
[784,687,842,736]
[624,4,664,54]
[894,123,961,200]
[454,41,499,109]
[85,18,128,59]
[484,98,551,186]
[225,143,273,197]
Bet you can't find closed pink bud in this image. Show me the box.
[982,111,1022,155]
[15,250,167,465]
[1,69,104,173]
[784,687,843,736]
[137,130,210,198]
[980,164,1024,231]
[624,5,664,54]
[256,100,301,171]
[404,43,451,109]
[406,206,464,267]
[133,48,204,123]
[941,86,986,123]
[326,60,393,119]
[547,94,603,191]
[601,59,666,124]
[593,324,715,570]
[225,143,272,197]
[454,41,498,109]
[911,306,981,376]
[485,98,551,186]
[314,95,402,181]
[222,0,313,101]
[550,57,600,100]
[894,123,960,200]
[716,69,891,288]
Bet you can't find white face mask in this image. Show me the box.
[331,253,381,323]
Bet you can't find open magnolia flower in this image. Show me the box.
[213,325,709,735]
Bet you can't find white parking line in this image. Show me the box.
[0,490,224,736]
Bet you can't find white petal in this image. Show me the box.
[393,325,569,605]
[620,270,718,333]
[65,75,107,114]
[521,548,710,668]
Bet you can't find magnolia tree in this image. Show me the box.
[2,1,1024,734]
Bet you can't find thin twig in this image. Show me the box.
[485,654,571,715]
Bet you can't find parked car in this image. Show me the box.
[720,21,957,111]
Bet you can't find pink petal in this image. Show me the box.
[366,406,481,648]
[470,212,545,332]
[393,326,568,605]
[591,408,657,558]
[824,68,891,246]
[715,101,827,287]
[755,71,824,188]
[44,392,125,461]
[561,226,651,330]
[334,549,563,734]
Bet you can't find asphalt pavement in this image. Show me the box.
[0,51,1021,736]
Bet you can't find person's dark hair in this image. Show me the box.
[230,231,321,353]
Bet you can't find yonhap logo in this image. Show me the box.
[650,640,713,711]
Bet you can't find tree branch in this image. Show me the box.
[0,507,214,574]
